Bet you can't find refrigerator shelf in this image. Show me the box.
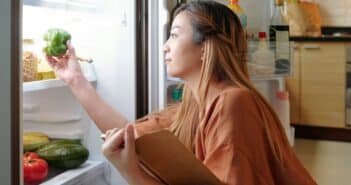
[23,63,96,92]
[40,160,109,185]
[166,79,182,87]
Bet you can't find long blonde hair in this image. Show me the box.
[162,1,289,162]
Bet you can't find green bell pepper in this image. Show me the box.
[43,28,71,56]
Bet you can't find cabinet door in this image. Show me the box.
[300,42,346,127]
[285,43,301,124]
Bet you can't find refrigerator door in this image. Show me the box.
[148,0,169,111]
[149,0,180,111]
[0,0,20,184]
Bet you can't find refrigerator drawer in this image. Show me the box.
[40,161,110,185]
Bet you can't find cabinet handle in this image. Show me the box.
[303,44,321,50]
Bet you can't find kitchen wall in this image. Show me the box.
[212,0,272,35]
[316,0,351,26]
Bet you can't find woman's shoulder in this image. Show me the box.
[204,86,257,122]
[212,87,255,108]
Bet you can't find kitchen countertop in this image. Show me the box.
[290,35,351,42]
[287,26,351,42]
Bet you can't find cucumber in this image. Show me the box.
[37,143,89,169]
[36,139,80,151]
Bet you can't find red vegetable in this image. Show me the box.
[23,152,39,161]
[23,158,48,184]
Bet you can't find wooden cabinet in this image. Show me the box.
[286,42,346,128]
[286,44,301,124]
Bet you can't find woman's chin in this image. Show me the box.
[166,69,181,78]
[167,73,180,79]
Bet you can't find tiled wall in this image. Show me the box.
[316,0,351,26]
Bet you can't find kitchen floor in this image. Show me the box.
[293,138,351,185]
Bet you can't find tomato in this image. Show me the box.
[23,152,39,161]
[23,158,48,184]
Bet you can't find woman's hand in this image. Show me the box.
[102,124,163,185]
[102,124,143,184]
[45,41,84,85]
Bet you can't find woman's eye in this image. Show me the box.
[170,33,177,39]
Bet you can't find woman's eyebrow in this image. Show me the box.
[171,25,181,31]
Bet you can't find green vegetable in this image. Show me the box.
[37,139,81,151]
[37,143,89,169]
[43,28,71,56]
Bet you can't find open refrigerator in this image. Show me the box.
[0,0,292,184]
[21,0,174,184]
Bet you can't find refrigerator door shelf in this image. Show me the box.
[166,78,182,87]
[23,113,82,123]
[23,62,96,92]
[40,160,110,185]
[166,76,182,82]
[23,120,84,140]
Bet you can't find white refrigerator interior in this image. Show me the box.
[21,0,164,184]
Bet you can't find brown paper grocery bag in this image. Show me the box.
[135,130,223,185]
[286,1,322,37]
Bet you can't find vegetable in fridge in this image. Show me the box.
[43,28,71,56]
[23,157,48,184]
[37,142,89,169]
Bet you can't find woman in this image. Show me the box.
[46,1,316,184]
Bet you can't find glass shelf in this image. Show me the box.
[40,160,107,185]
[247,39,291,79]
[23,63,96,92]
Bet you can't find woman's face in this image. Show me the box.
[163,11,203,80]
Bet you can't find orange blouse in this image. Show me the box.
[136,87,316,185]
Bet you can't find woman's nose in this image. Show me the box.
[163,42,170,52]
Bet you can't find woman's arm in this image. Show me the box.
[46,41,129,133]
[69,74,129,133]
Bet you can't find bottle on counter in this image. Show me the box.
[269,0,290,74]
[270,0,287,34]
[227,0,247,29]
[251,32,275,75]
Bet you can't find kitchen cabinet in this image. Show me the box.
[285,44,301,124]
[286,42,346,128]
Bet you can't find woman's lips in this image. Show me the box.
[164,58,171,63]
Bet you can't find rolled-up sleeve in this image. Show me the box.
[135,114,172,137]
